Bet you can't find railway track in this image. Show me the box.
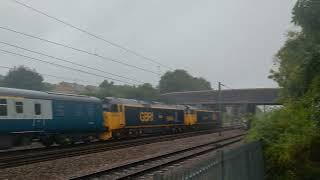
[71,133,245,180]
[0,126,242,169]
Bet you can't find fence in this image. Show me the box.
[153,141,264,180]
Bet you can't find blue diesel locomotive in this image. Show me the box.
[0,87,219,148]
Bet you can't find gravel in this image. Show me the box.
[142,141,245,180]
[0,129,244,180]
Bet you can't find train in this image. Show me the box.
[0,87,220,148]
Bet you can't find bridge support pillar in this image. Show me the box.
[246,104,257,114]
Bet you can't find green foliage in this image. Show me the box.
[159,69,212,93]
[250,0,320,179]
[0,67,211,101]
[42,82,55,91]
[293,0,320,38]
[135,83,160,101]
[2,66,44,90]
[90,80,160,101]
[270,0,320,99]
[0,75,4,86]
[270,32,320,99]
[247,103,319,179]
[89,69,212,101]
[99,80,114,89]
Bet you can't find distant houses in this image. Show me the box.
[53,81,99,94]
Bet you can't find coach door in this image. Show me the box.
[33,103,44,131]
[86,104,97,130]
[32,100,53,131]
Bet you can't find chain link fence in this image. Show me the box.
[154,141,264,180]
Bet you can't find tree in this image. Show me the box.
[2,66,44,90]
[249,0,320,179]
[270,0,320,99]
[92,80,159,101]
[293,0,320,39]
[159,69,212,93]
[99,80,114,89]
[135,83,159,101]
[43,82,55,91]
[270,32,320,98]
[0,74,4,86]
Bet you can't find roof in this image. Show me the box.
[0,87,101,103]
[103,97,214,111]
[161,88,281,105]
[103,97,187,110]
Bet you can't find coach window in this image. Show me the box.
[35,103,42,115]
[0,99,7,116]
[15,102,23,114]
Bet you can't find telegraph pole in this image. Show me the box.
[218,82,222,136]
[157,66,161,78]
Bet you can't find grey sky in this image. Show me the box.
[0,0,297,88]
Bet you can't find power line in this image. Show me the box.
[0,65,96,84]
[220,83,234,90]
[0,26,161,75]
[11,0,174,70]
[0,49,135,85]
[0,41,144,84]
[216,81,235,90]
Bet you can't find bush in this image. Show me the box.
[247,102,319,180]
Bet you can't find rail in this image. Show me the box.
[71,133,245,180]
[0,126,242,169]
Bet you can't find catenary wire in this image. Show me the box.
[0,26,161,75]
[0,49,135,85]
[0,41,144,84]
[0,65,96,84]
[10,0,174,70]
[221,83,234,90]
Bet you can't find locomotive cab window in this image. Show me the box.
[110,104,118,112]
[0,99,7,116]
[15,102,23,114]
[35,103,42,115]
[102,104,110,111]
[186,109,195,114]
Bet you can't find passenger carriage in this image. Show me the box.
[0,87,104,148]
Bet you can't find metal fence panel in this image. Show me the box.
[153,141,264,180]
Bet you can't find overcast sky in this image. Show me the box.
[0,0,297,89]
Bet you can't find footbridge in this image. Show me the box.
[161,88,281,114]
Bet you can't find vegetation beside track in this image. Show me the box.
[248,1,320,179]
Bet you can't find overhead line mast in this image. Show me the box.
[11,0,174,71]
